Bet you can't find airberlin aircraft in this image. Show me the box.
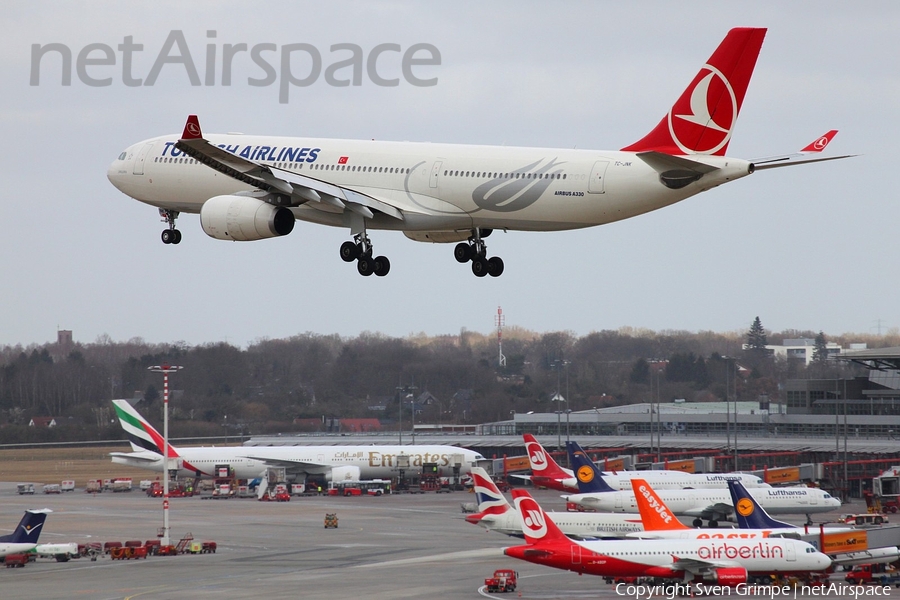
[107,28,849,277]
[503,489,831,584]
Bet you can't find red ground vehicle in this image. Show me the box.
[484,569,517,593]
[845,564,900,586]
[4,553,29,568]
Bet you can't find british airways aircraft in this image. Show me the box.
[107,28,848,277]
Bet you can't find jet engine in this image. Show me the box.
[326,466,361,483]
[707,567,747,585]
[200,195,295,241]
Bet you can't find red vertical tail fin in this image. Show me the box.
[523,434,570,478]
[511,489,571,545]
[622,27,766,156]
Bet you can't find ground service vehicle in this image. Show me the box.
[845,564,900,586]
[485,569,517,593]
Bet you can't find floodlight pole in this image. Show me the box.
[149,364,182,546]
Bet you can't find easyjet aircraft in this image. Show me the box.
[503,489,831,584]
[107,28,849,277]
[110,399,484,483]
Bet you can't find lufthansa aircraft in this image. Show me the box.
[107,28,849,277]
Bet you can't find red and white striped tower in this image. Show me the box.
[495,306,506,367]
[148,364,183,546]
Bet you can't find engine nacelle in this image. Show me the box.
[708,567,747,586]
[326,465,361,483]
[200,195,295,241]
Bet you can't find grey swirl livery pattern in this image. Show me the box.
[471,158,565,212]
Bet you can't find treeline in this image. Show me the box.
[0,323,891,444]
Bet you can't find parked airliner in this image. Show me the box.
[107,28,849,277]
[522,435,766,492]
[465,467,644,539]
[503,490,831,584]
[0,510,51,558]
[564,446,841,526]
[110,399,484,483]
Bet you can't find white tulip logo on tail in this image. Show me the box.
[668,65,737,155]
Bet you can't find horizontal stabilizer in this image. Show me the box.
[636,152,720,174]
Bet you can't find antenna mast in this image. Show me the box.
[496,306,506,367]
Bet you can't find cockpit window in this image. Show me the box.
[118,152,127,160]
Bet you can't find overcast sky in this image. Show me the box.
[1,2,896,349]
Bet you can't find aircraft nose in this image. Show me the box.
[107,156,128,192]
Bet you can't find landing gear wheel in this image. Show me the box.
[161,229,175,244]
[692,518,703,528]
[172,229,182,244]
[357,256,374,276]
[454,242,472,263]
[487,256,504,277]
[373,256,391,277]
[709,520,719,528]
[340,241,360,262]
[471,256,489,277]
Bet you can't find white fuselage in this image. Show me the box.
[566,487,841,517]
[0,542,37,558]
[112,444,484,481]
[107,133,753,234]
[599,471,768,491]
[477,508,645,539]
[568,536,831,574]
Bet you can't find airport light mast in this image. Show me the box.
[148,363,182,546]
[496,306,506,367]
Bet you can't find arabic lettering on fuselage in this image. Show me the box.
[161,141,321,163]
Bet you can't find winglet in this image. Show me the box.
[181,115,203,140]
[800,130,838,153]
[631,479,689,531]
[728,480,794,529]
[567,441,617,493]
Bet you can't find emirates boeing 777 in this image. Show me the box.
[107,28,849,277]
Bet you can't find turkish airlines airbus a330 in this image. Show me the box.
[107,28,849,277]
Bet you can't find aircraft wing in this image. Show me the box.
[670,556,743,576]
[175,115,405,222]
[237,455,332,475]
[109,451,158,464]
[682,502,734,520]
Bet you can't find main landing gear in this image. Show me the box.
[340,233,390,277]
[454,229,503,277]
[159,209,182,245]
